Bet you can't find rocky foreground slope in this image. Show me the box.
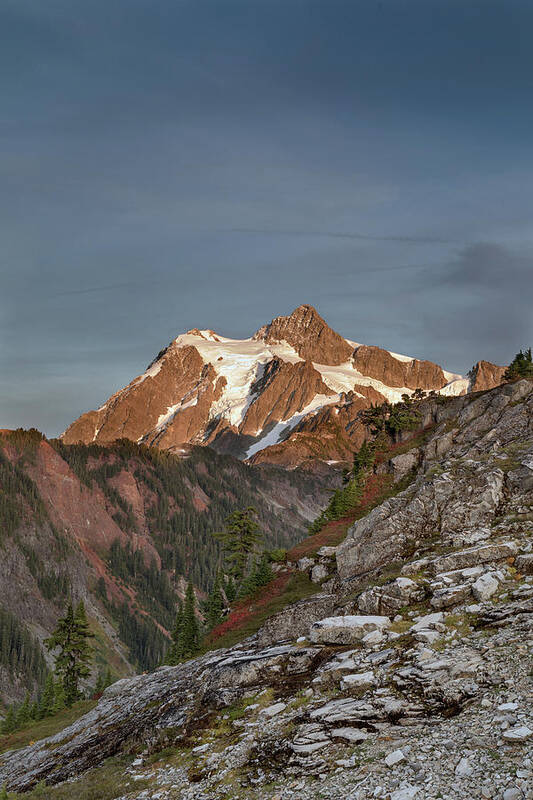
[2,379,532,799]
[62,305,505,469]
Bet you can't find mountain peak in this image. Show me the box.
[254,304,354,365]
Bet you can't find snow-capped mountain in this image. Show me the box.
[62,305,505,468]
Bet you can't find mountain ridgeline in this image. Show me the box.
[62,304,506,469]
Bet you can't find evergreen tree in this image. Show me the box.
[94,665,113,695]
[38,673,55,719]
[179,582,200,659]
[213,507,262,584]
[0,784,8,800]
[16,692,31,727]
[224,576,236,603]
[164,601,184,665]
[53,678,66,713]
[237,552,273,599]
[504,348,533,381]
[103,666,113,689]
[254,552,273,587]
[205,573,224,630]
[353,440,375,475]
[1,705,16,734]
[45,600,94,707]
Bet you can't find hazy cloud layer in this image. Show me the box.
[1,1,532,435]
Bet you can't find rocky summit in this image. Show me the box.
[2,377,532,799]
[62,305,504,469]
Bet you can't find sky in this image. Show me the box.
[1,0,532,437]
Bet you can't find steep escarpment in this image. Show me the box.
[62,305,504,469]
[4,380,532,799]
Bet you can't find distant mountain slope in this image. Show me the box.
[0,429,326,706]
[62,304,505,468]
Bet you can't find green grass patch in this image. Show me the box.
[0,700,97,755]
[6,754,149,799]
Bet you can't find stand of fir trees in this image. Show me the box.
[504,348,533,381]
[162,507,279,665]
[1,601,118,737]
[308,440,376,534]
[212,507,274,601]
[164,582,200,665]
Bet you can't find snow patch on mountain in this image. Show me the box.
[174,332,302,427]
[316,361,413,403]
[245,393,340,459]
[387,350,414,363]
[440,377,470,396]
[155,396,199,432]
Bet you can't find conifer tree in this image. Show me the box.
[45,600,94,707]
[164,601,184,665]
[504,348,533,381]
[53,679,66,713]
[213,507,262,585]
[103,666,113,689]
[224,576,236,603]
[1,705,16,734]
[16,692,31,727]
[205,573,224,630]
[254,552,273,588]
[0,783,8,800]
[180,582,200,659]
[38,673,55,719]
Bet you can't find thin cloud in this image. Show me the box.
[53,282,138,297]
[224,228,458,245]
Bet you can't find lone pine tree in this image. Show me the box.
[213,506,262,586]
[45,600,94,707]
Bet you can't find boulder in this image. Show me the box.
[340,671,376,691]
[317,546,338,557]
[256,594,338,647]
[430,583,472,609]
[290,723,330,754]
[337,466,506,582]
[503,726,533,742]
[472,572,500,601]
[410,612,444,632]
[358,577,424,616]
[430,541,518,575]
[385,749,406,767]
[311,563,329,583]
[515,553,533,574]
[309,615,392,645]
[389,450,420,481]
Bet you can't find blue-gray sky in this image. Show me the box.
[2,0,532,436]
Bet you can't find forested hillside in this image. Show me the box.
[0,430,329,708]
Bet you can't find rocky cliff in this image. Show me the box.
[62,305,505,469]
[3,379,532,799]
